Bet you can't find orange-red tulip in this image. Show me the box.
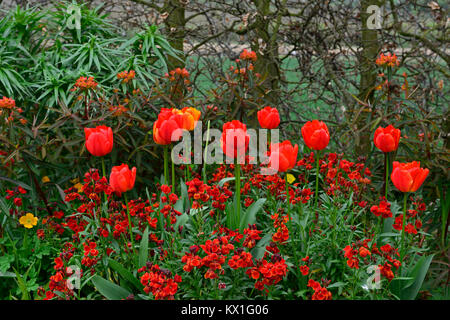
[84,125,113,157]
[374,125,400,153]
[221,120,250,159]
[109,164,136,195]
[153,108,184,145]
[181,107,201,130]
[301,120,330,151]
[390,161,429,193]
[257,106,280,129]
[269,140,298,173]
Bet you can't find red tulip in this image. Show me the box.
[84,125,113,157]
[301,120,330,151]
[109,164,136,195]
[153,108,184,145]
[269,140,298,173]
[390,161,429,193]
[221,120,250,160]
[257,106,280,129]
[374,125,401,153]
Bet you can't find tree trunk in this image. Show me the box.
[163,0,186,69]
[251,0,281,107]
[355,0,384,155]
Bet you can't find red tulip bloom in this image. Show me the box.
[221,120,250,160]
[257,106,280,129]
[374,125,401,153]
[301,120,330,151]
[109,164,136,195]
[84,125,113,157]
[390,161,429,193]
[153,108,184,145]
[269,140,298,173]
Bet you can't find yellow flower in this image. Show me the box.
[286,173,296,184]
[19,213,38,229]
[42,176,50,183]
[74,183,83,193]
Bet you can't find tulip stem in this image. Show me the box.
[385,153,389,200]
[171,145,175,191]
[286,175,300,282]
[399,193,408,273]
[163,145,169,186]
[124,192,135,257]
[314,151,320,210]
[234,161,241,229]
[101,158,108,215]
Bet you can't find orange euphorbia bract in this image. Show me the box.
[390,161,429,193]
[84,125,113,157]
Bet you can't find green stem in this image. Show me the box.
[234,162,241,229]
[171,145,175,191]
[203,120,211,184]
[101,157,108,216]
[385,153,389,200]
[399,193,408,271]
[163,145,169,185]
[124,192,135,256]
[314,151,320,210]
[286,175,300,283]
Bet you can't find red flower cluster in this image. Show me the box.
[270,213,289,245]
[344,239,401,281]
[247,255,287,292]
[370,197,393,218]
[307,279,332,300]
[392,197,426,235]
[81,241,99,268]
[140,264,181,300]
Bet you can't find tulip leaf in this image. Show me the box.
[91,275,131,300]
[108,259,143,292]
[400,254,434,300]
[138,227,149,268]
[239,198,266,232]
